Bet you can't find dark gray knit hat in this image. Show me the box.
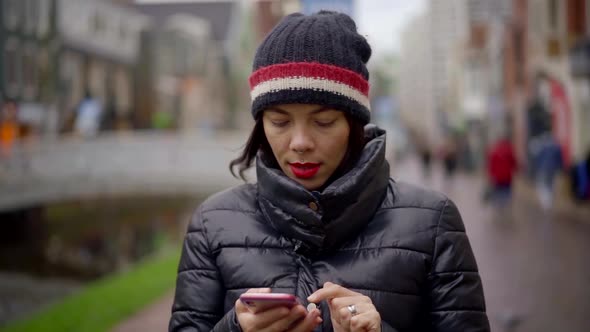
[249,11,372,124]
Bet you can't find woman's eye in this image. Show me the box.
[271,120,289,127]
[316,120,335,127]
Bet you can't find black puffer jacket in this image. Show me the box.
[170,126,490,332]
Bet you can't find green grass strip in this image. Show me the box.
[1,248,181,332]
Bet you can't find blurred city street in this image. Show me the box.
[2,0,590,331]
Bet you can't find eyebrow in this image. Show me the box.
[266,106,333,114]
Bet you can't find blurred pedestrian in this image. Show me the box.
[440,133,459,181]
[485,133,518,209]
[410,127,432,178]
[170,11,489,332]
[529,132,562,210]
[74,90,103,138]
[0,99,28,172]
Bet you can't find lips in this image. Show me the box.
[289,162,321,179]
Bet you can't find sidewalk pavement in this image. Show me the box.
[110,291,174,332]
[513,174,590,224]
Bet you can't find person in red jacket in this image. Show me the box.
[486,134,518,208]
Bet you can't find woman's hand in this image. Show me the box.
[307,282,381,332]
[235,288,322,332]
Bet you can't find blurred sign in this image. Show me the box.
[569,38,590,77]
[301,0,354,16]
[550,79,572,168]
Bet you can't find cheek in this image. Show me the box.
[323,129,350,162]
[263,128,288,158]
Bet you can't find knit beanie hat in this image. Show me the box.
[249,11,372,124]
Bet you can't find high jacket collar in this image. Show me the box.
[256,125,390,255]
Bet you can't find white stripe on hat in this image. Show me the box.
[250,76,370,110]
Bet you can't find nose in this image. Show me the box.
[289,125,314,154]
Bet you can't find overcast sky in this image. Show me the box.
[356,0,426,56]
[135,0,427,56]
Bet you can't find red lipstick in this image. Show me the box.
[289,162,320,179]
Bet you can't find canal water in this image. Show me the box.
[0,194,202,326]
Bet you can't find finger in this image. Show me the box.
[246,288,272,293]
[264,305,309,332]
[334,302,375,329]
[349,311,381,332]
[307,282,357,303]
[329,295,372,310]
[244,306,293,331]
[235,297,249,314]
[236,288,272,313]
[287,309,322,332]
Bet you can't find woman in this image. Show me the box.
[170,11,489,332]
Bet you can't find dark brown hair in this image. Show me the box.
[229,114,367,183]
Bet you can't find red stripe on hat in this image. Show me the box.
[249,62,369,96]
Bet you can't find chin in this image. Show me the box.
[297,179,325,191]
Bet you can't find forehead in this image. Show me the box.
[265,104,341,116]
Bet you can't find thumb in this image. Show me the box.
[245,288,272,293]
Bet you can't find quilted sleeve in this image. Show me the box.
[169,206,241,332]
[427,199,490,331]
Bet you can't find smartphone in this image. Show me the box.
[239,293,299,313]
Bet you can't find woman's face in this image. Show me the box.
[263,104,350,191]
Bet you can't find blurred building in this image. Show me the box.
[300,0,353,16]
[524,0,579,167]
[135,0,240,132]
[502,0,590,169]
[0,0,59,134]
[398,12,437,143]
[252,0,300,43]
[430,0,469,131]
[57,0,150,132]
[503,0,529,165]
[0,0,150,134]
[400,0,516,168]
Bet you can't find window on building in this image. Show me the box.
[92,12,106,35]
[567,0,586,43]
[24,0,38,34]
[37,0,51,38]
[119,21,128,40]
[549,0,559,30]
[3,39,21,98]
[22,43,38,100]
[514,26,525,85]
[3,0,21,31]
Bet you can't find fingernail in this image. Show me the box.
[307,295,315,302]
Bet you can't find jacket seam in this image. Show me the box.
[378,205,443,212]
[294,259,302,299]
[430,270,479,275]
[177,267,218,275]
[430,198,449,274]
[202,208,258,216]
[430,309,486,314]
[337,246,432,256]
[172,308,219,318]
[349,287,419,297]
[225,286,294,291]
[214,245,289,250]
[444,230,466,234]
[199,208,214,255]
